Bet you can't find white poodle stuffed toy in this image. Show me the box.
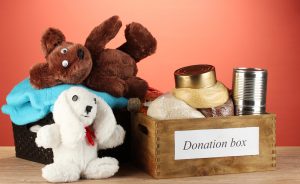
[35,86,125,182]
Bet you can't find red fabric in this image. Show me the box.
[140,87,163,114]
[85,126,95,146]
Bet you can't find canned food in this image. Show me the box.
[232,67,268,115]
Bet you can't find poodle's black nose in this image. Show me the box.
[85,105,92,114]
[77,49,84,60]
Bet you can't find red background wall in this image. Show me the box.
[0,0,299,146]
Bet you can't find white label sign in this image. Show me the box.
[174,127,259,160]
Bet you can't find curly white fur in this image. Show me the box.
[35,87,125,182]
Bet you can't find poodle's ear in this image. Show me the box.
[53,90,85,147]
[93,96,117,144]
[29,63,61,89]
[41,28,66,56]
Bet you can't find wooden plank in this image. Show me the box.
[131,113,158,177]
[0,147,299,184]
[0,146,16,159]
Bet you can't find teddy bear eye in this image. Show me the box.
[94,98,97,104]
[72,95,78,101]
[60,48,68,54]
[62,60,69,68]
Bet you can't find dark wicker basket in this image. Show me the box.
[12,109,131,164]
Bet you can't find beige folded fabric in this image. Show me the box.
[147,93,205,120]
[172,82,229,108]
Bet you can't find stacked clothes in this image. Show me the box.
[2,78,128,125]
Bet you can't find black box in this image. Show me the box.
[12,109,131,164]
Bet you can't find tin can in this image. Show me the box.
[233,67,268,115]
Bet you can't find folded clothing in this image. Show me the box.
[1,78,128,125]
[172,82,229,108]
[147,93,205,120]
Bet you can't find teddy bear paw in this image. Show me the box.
[123,22,157,61]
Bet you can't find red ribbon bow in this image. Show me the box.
[85,126,95,146]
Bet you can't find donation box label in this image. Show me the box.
[174,127,259,160]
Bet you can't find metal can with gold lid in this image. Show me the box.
[173,64,229,108]
[174,64,217,89]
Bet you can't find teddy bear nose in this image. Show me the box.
[77,49,85,60]
[85,105,92,114]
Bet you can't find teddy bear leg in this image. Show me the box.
[125,77,148,99]
[42,162,80,182]
[85,16,122,60]
[85,75,127,97]
[83,157,119,179]
[117,22,157,62]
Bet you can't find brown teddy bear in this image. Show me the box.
[30,28,93,89]
[84,16,157,99]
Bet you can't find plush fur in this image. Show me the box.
[84,16,157,99]
[30,28,93,89]
[35,87,125,182]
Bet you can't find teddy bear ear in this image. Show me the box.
[41,28,66,56]
[30,63,61,89]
